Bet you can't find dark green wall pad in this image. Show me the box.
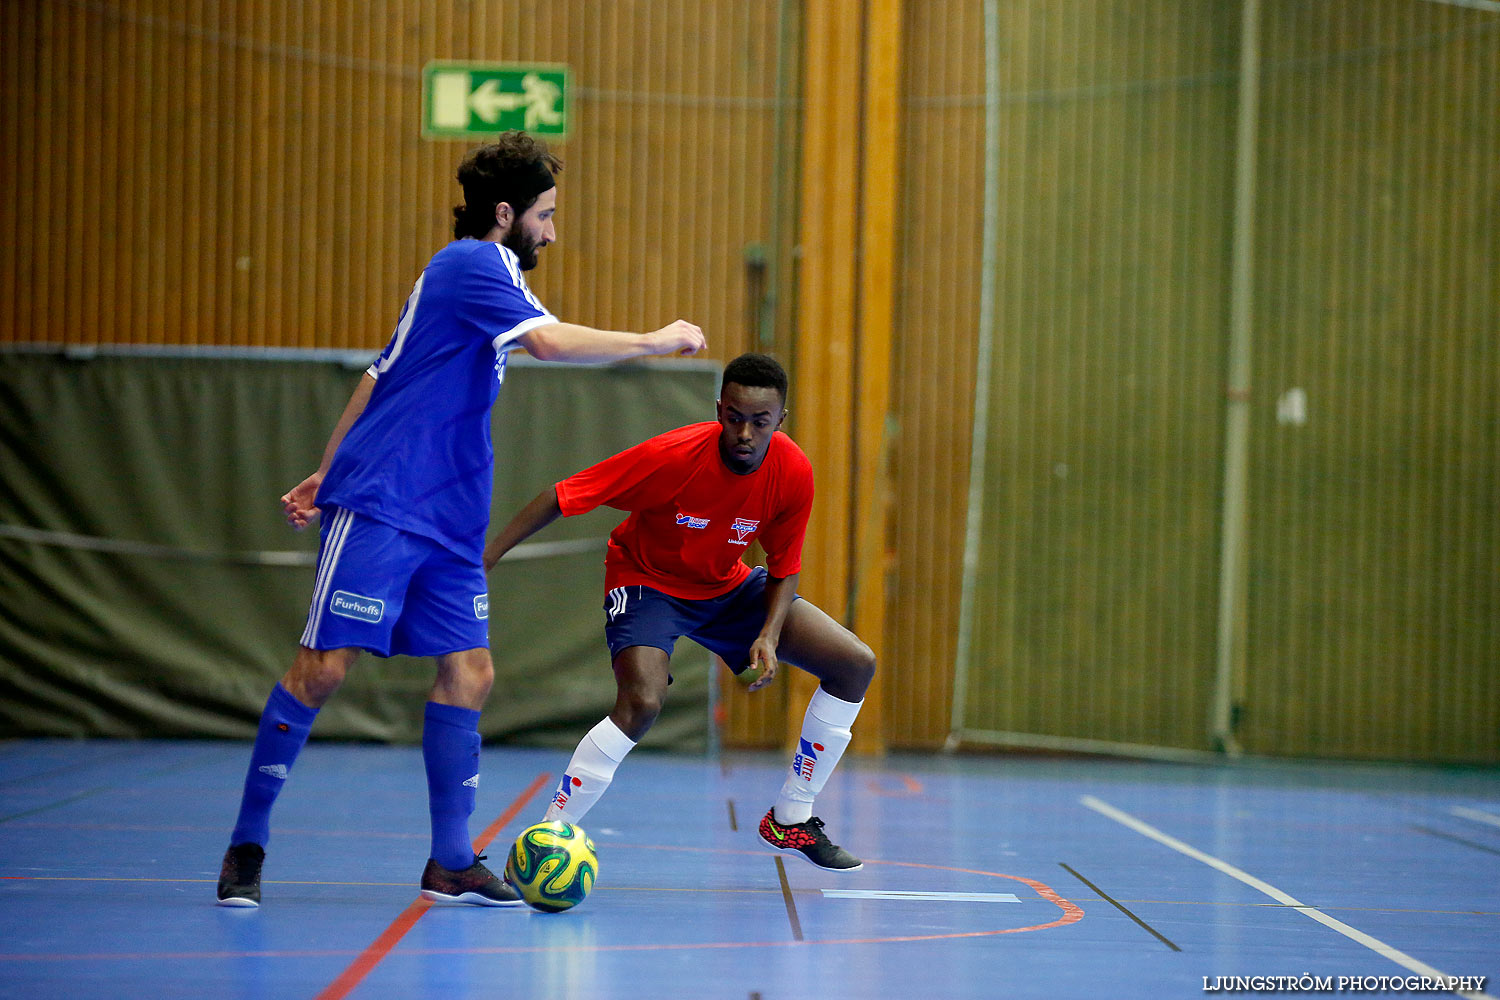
[0,352,717,748]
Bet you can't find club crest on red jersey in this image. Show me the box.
[729,518,760,545]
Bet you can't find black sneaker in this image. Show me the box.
[758,810,863,872]
[419,855,525,907]
[217,842,265,907]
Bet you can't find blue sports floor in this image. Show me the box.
[0,739,1496,999]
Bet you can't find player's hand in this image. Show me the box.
[651,320,707,357]
[281,473,323,530]
[742,639,779,693]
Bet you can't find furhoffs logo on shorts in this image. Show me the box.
[329,590,384,623]
[474,594,489,620]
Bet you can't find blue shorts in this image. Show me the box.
[602,566,797,676]
[300,506,490,658]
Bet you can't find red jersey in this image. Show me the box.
[555,422,814,600]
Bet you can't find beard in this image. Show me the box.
[503,227,542,271]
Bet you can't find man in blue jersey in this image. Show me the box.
[217,131,707,908]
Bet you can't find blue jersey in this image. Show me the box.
[317,239,557,560]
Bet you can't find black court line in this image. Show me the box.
[1060,862,1180,952]
[0,756,206,825]
[727,798,739,831]
[774,857,804,941]
[1413,825,1500,857]
[0,746,150,787]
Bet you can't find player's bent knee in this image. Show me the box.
[287,647,353,705]
[613,687,665,739]
[458,671,494,707]
[817,641,875,701]
[463,658,495,696]
[848,642,877,695]
[435,650,495,707]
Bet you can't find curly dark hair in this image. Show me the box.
[451,131,563,240]
[721,353,789,405]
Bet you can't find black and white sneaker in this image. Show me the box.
[419,855,525,906]
[217,843,265,907]
[758,810,863,872]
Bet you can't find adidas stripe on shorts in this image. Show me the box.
[301,506,491,657]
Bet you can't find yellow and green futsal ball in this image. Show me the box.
[505,820,598,912]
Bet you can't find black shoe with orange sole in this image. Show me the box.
[758,810,863,872]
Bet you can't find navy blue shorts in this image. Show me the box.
[602,566,797,675]
[300,506,490,658]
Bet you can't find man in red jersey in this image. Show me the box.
[483,353,874,870]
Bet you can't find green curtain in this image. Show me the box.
[0,352,716,747]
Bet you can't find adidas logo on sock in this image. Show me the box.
[258,764,289,780]
[462,775,480,788]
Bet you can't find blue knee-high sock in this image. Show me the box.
[230,683,319,847]
[423,702,482,871]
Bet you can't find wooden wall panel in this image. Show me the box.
[1,0,790,363]
[781,0,863,749]
[885,0,987,748]
[923,0,1497,762]
[899,1,1238,750]
[1244,0,1500,761]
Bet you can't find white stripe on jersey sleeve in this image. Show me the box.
[493,244,550,314]
[489,243,557,351]
[492,314,559,354]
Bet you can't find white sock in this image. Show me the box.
[543,717,637,824]
[773,688,863,826]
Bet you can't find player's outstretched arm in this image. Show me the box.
[517,320,706,364]
[281,373,376,529]
[483,487,564,572]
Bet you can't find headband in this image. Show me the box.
[498,161,556,210]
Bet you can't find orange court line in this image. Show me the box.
[0,919,1084,966]
[312,770,551,1000]
[0,850,1084,967]
[0,869,1092,971]
[0,912,1089,966]
[865,774,924,797]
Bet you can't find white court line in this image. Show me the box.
[821,890,1020,903]
[1451,806,1500,829]
[1081,796,1484,1000]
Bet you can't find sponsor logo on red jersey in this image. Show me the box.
[676,512,710,529]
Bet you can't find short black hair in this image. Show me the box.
[452,131,563,240]
[721,352,788,404]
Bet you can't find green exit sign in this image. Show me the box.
[422,62,570,140]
